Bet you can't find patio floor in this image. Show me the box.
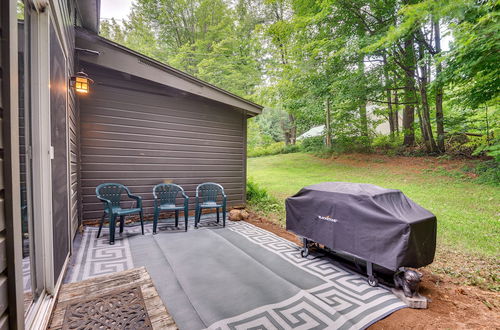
[65,215,406,329]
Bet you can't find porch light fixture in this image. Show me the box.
[70,70,94,94]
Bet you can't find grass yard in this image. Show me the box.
[247,153,500,259]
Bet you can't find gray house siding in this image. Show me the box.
[79,65,247,221]
[66,1,80,239]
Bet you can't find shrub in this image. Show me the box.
[464,160,500,186]
[246,179,283,214]
[300,136,324,152]
[248,141,300,157]
[372,135,404,151]
[329,135,372,154]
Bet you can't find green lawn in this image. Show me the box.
[247,153,500,257]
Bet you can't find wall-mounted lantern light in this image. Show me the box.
[70,70,94,94]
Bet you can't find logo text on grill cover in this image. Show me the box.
[317,215,338,223]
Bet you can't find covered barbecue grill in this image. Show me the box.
[286,182,436,285]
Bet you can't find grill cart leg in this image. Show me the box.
[301,238,309,258]
[367,261,379,287]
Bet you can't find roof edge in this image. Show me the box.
[75,28,263,115]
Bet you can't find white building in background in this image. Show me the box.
[297,104,402,140]
[367,104,403,135]
[297,125,325,140]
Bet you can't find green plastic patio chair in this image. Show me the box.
[153,183,189,233]
[96,183,144,245]
[195,182,226,228]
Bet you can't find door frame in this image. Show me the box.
[22,1,74,327]
[24,6,56,329]
[48,9,72,281]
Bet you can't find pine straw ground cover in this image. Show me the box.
[247,153,499,292]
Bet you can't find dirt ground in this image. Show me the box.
[320,152,480,177]
[243,213,500,329]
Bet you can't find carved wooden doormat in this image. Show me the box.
[49,267,177,329]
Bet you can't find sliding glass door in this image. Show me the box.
[49,20,70,281]
[17,0,39,315]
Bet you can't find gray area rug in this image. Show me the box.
[66,217,406,329]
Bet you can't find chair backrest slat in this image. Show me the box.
[154,183,183,205]
[96,183,127,207]
[196,183,224,203]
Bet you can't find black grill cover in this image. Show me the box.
[286,182,436,271]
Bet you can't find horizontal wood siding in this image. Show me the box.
[67,25,79,238]
[0,7,8,321]
[80,66,246,221]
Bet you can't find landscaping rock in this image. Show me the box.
[229,209,243,221]
[240,209,249,220]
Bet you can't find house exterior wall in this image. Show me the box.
[0,1,23,328]
[63,0,81,240]
[79,65,247,221]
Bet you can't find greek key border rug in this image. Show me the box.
[66,218,406,329]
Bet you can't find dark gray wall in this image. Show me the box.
[79,65,247,221]
[66,3,80,239]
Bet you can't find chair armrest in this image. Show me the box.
[127,193,142,208]
[182,193,189,204]
[222,194,227,207]
[97,196,113,214]
[97,196,112,205]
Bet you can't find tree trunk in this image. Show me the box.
[358,57,368,137]
[394,90,399,134]
[415,104,427,142]
[416,35,437,152]
[418,84,437,152]
[402,37,416,146]
[289,114,296,145]
[388,90,395,138]
[383,55,395,138]
[434,19,445,152]
[325,98,332,148]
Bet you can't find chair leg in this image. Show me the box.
[140,211,144,235]
[97,212,106,238]
[109,214,116,245]
[175,210,179,227]
[153,208,159,234]
[222,206,226,228]
[195,207,201,228]
[184,207,189,231]
[217,208,220,223]
[119,215,125,233]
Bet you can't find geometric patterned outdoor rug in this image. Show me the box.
[65,217,406,330]
[207,222,407,330]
